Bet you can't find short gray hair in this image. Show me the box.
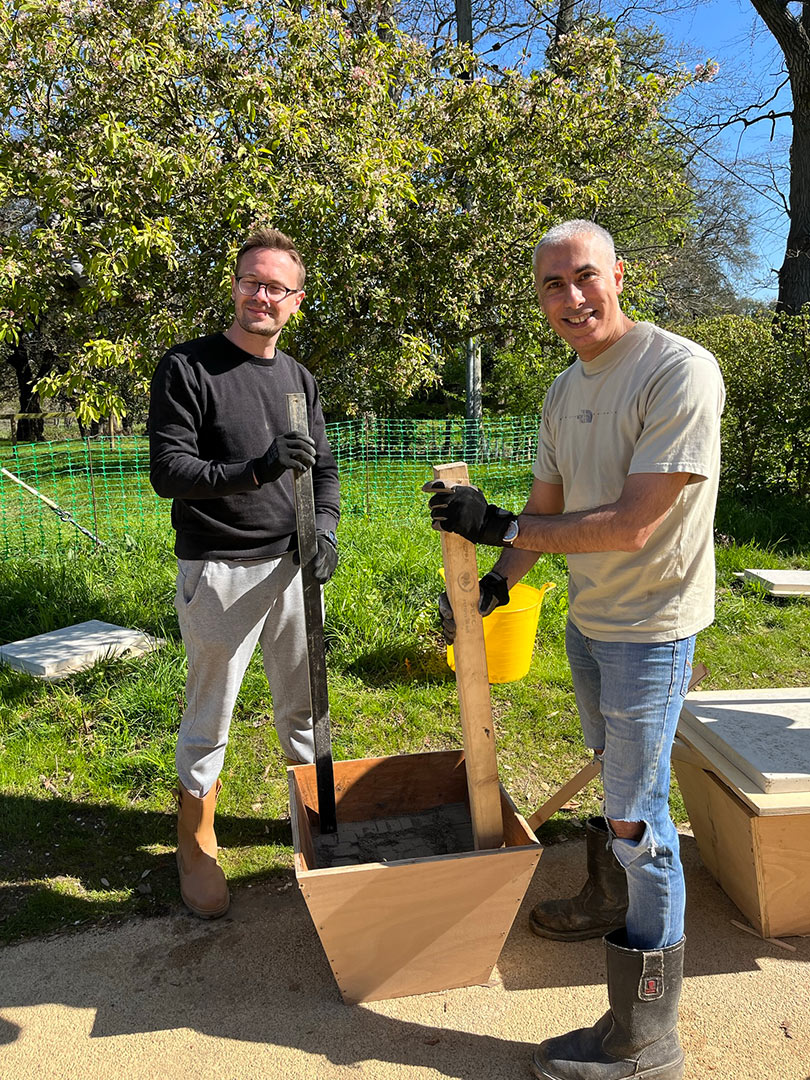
[533,220,617,268]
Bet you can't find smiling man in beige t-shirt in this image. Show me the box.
[426,220,724,1080]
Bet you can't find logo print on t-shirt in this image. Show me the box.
[577,410,593,423]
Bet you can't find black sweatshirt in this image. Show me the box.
[148,333,340,559]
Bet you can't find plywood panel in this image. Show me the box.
[674,758,763,932]
[292,750,469,825]
[288,770,316,873]
[299,844,540,1003]
[499,786,538,847]
[291,751,542,1002]
[754,815,810,937]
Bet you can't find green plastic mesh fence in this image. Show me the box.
[0,417,540,556]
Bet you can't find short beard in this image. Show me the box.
[236,310,278,338]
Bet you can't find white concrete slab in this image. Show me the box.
[0,620,162,679]
[743,569,810,595]
[682,688,810,795]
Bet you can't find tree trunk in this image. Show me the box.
[779,93,810,313]
[751,1,810,312]
[454,0,472,47]
[555,0,576,43]
[547,1,578,78]
[7,342,46,442]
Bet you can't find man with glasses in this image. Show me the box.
[427,220,724,1080]
[149,228,339,920]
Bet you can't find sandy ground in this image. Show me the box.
[1,832,808,1080]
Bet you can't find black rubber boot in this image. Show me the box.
[532,930,685,1080]
[529,817,628,941]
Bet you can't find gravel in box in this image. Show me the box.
[313,802,475,868]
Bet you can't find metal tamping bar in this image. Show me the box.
[286,393,338,835]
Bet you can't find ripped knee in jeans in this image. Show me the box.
[608,817,645,842]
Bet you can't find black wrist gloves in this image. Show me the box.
[438,570,510,644]
[478,570,511,616]
[253,431,316,485]
[424,482,517,546]
[294,529,338,584]
[313,530,338,584]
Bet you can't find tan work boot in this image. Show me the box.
[176,778,230,919]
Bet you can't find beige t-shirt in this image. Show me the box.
[533,322,725,642]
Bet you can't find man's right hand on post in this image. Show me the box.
[253,431,317,485]
[438,570,510,644]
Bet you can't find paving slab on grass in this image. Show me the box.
[0,619,163,679]
[742,568,810,595]
[682,687,810,794]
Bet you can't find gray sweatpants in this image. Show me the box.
[174,553,315,797]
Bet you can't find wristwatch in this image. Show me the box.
[502,519,519,547]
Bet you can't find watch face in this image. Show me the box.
[503,520,519,543]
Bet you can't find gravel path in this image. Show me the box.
[1,832,808,1080]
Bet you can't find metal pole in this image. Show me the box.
[286,393,338,835]
[454,0,482,426]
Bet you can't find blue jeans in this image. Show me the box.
[565,620,695,950]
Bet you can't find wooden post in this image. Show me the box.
[527,761,601,832]
[287,393,337,834]
[433,461,503,850]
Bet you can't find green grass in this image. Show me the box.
[1,498,809,944]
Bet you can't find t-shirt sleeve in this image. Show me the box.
[628,353,725,482]
[533,388,563,485]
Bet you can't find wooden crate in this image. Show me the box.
[289,749,541,1003]
[673,728,810,938]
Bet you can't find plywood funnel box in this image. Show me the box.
[289,461,542,1003]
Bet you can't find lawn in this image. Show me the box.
[0,490,808,944]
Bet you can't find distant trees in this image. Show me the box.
[2,0,708,425]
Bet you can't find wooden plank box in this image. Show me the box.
[673,737,810,938]
[289,749,542,1003]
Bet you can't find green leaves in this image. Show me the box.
[2,1,695,420]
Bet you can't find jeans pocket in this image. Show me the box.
[678,639,696,697]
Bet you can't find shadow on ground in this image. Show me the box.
[0,792,292,941]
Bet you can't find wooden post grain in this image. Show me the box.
[433,461,504,850]
[527,761,601,832]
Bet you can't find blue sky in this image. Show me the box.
[650,1,792,302]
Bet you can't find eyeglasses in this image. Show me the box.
[236,277,301,301]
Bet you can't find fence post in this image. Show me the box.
[363,413,371,517]
[86,437,101,545]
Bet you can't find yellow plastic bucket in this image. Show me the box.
[446,580,556,684]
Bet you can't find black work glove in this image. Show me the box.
[293,530,338,584]
[313,530,338,584]
[424,482,517,546]
[253,431,316,485]
[438,570,510,644]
